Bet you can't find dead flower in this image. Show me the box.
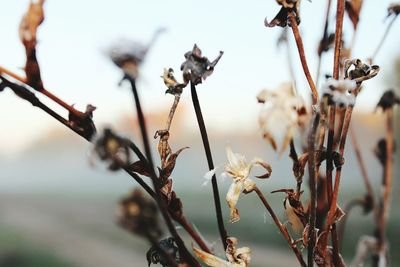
[161,68,187,96]
[109,28,165,80]
[94,128,131,171]
[193,237,251,267]
[344,58,380,84]
[117,189,162,239]
[205,146,271,223]
[147,237,180,267]
[376,89,400,111]
[180,44,223,85]
[257,82,307,155]
[322,78,357,107]
[387,3,400,17]
[264,0,301,28]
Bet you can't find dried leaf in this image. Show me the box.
[345,0,363,30]
[129,160,151,177]
[160,147,189,181]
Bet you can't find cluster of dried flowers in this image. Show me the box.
[1,1,399,267]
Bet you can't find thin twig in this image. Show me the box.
[288,11,319,105]
[375,108,394,263]
[190,82,228,250]
[315,0,333,88]
[253,187,306,267]
[307,112,320,267]
[338,198,365,250]
[370,15,398,63]
[0,65,83,118]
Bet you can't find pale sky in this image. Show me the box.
[0,0,398,156]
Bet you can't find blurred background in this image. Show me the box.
[0,0,399,266]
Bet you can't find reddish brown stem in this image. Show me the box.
[253,187,306,267]
[0,65,83,117]
[307,112,320,267]
[375,108,394,262]
[333,0,345,80]
[288,12,319,105]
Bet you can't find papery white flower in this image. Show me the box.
[322,78,357,107]
[193,237,251,267]
[257,82,307,155]
[223,146,271,223]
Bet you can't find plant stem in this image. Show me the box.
[166,95,181,131]
[190,82,228,250]
[375,108,394,264]
[337,198,364,249]
[128,77,200,266]
[288,12,319,105]
[333,0,345,80]
[326,106,353,266]
[370,15,398,63]
[0,65,83,118]
[326,105,336,206]
[349,127,375,214]
[307,112,320,267]
[253,187,306,267]
[315,0,332,87]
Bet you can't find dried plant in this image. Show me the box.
[0,1,398,267]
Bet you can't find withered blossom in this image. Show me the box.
[322,78,357,107]
[271,189,307,233]
[117,189,162,239]
[376,89,400,111]
[205,146,271,223]
[387,3,400,17]
[264,0,301,28]
[344,58,380,84]
[180,44,223,85]
[146,237,180,267]
[109,28,165,80]
[257,82,307,155]
[161,68,187,95]
[94,128,131,171]
[193,237,251,267]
